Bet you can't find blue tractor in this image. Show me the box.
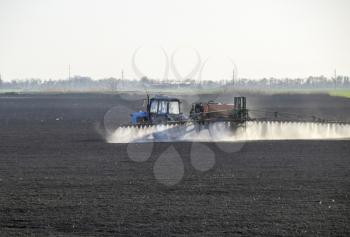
[130,95,187,126]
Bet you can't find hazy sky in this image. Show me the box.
[0,0,349,81]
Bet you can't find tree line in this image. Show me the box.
[0,75,349,92]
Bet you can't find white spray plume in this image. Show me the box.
[107,121,350,143]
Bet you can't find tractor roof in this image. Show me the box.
[151,95,180,101]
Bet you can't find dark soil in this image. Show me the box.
[0,93,349,236]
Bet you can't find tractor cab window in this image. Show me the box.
[158,100,167,114]
[169,101,180,114]
[150,100,158,113]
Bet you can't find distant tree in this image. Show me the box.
[140,76,150,85]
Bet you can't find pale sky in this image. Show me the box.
[0,0,349,81]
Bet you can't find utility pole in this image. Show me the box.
[334,69,337,89]
[68,64,71,80]
[121,69,124,80]
[232,68,235,87]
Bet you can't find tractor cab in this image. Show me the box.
[148,95,183,124]
[130,95,185,125]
